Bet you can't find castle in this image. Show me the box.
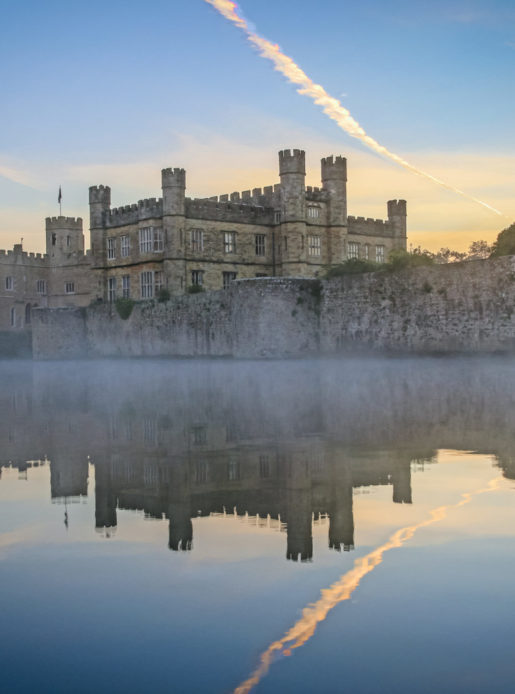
[0,149,407,331]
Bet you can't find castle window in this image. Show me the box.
[227,458,240,481]
[364,244,370,260]
[192,425,207,445]
[255,234,266,256]
[274,211,281,224]
[255,273,267,278]
[154,271,163,295]
[223,231,236,254]
[121,235,130,258]
[140,271,153,298]
[191,229,204,252]
[308,206,320,219]
[5,276,13,291]
[191,270,204,287]
[10,307,16,327]
[284,236,288,252]
[36,280,46,295]
[51,233,56,246]
[376,245,385,263]
[259,455,270,478]
[139,227,153,254]
[223,272,237,289]
[108,277,117,302]
[153,228,164,252]
[194,461,209,485]
[65,282,75,294]
[348,242,359,259]
[122,275,130,298]
[308,235,321,257]
[107,238,116,260]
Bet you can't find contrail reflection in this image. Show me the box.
[205,0,505,217]
[233,476,503,694]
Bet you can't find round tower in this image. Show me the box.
[279,149,306,222]
[321,155,347,226]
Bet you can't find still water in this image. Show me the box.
[1,358,515,693]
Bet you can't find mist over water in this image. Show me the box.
[1,357,515,693]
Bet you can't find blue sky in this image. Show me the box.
[1,0,514,251]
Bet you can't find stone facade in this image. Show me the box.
[91,149,407,300]
[32,256,515,359]
[0,149,406,337]
[0,216,95,332]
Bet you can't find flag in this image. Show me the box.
[58,186,62,204]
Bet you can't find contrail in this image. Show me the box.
[204,0,505,217]
[233,476,503,694]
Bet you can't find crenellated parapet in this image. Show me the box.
[204,183,282,210]
[105,198,163,227]
[0,247,48,266]
[306,186,328,202]
[45,216,83,231]
[186,198,275,224]
[347,216,394,237]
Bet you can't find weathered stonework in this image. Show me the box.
[32,256,515,359]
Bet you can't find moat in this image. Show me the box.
[1,357,515,693]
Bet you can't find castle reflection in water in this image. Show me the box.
[2,358,514,561]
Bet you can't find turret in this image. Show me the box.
[45,216,84,261]
[162,167,186,216]
[321,155,347,226]
[279,149,306,222]
[89,185,111,229]
[387,199,407,240]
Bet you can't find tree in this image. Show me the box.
[467,240,491,260]
[490,223,515,258]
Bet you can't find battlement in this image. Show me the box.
[387,199,407,217]
[162,167,186,187]
[105,198,163,227]
[89,185,111,205]
[306,186,328,202]
[45,216,83,230]
[321,155,347,181]
[347,216,393,236]
[279,149,306,175]
[0,247,48,265]
[202,184,282,209]
[186,198,275,224]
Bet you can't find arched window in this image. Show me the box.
[25,304,31,325]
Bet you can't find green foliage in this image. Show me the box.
[324,258,379,278]
[387,248,434,270]
[115,298,134,320]
[490,223,515,258]
[157,288,171,303]
[187,284,205,294]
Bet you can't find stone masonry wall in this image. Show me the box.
[32,256,515,359]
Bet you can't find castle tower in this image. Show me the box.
[162,168,186,293]
[391,459,412,504]
[45,217,84,262]
[278,149,307,275]
[328,472,354,552]
[89,185,111,261]
[321,155,347,226]
[387,200,407,246]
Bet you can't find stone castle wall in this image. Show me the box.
[32,256,515,359]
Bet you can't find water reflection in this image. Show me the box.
[1,358,515,562]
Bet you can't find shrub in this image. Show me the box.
[187,284,205,294]
[490,223,515,258]
[115,297,134,320]
[387,248,434,271]
[324,258,380,278]
[157,288,171,302]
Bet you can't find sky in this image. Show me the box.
[1,0,514,253]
